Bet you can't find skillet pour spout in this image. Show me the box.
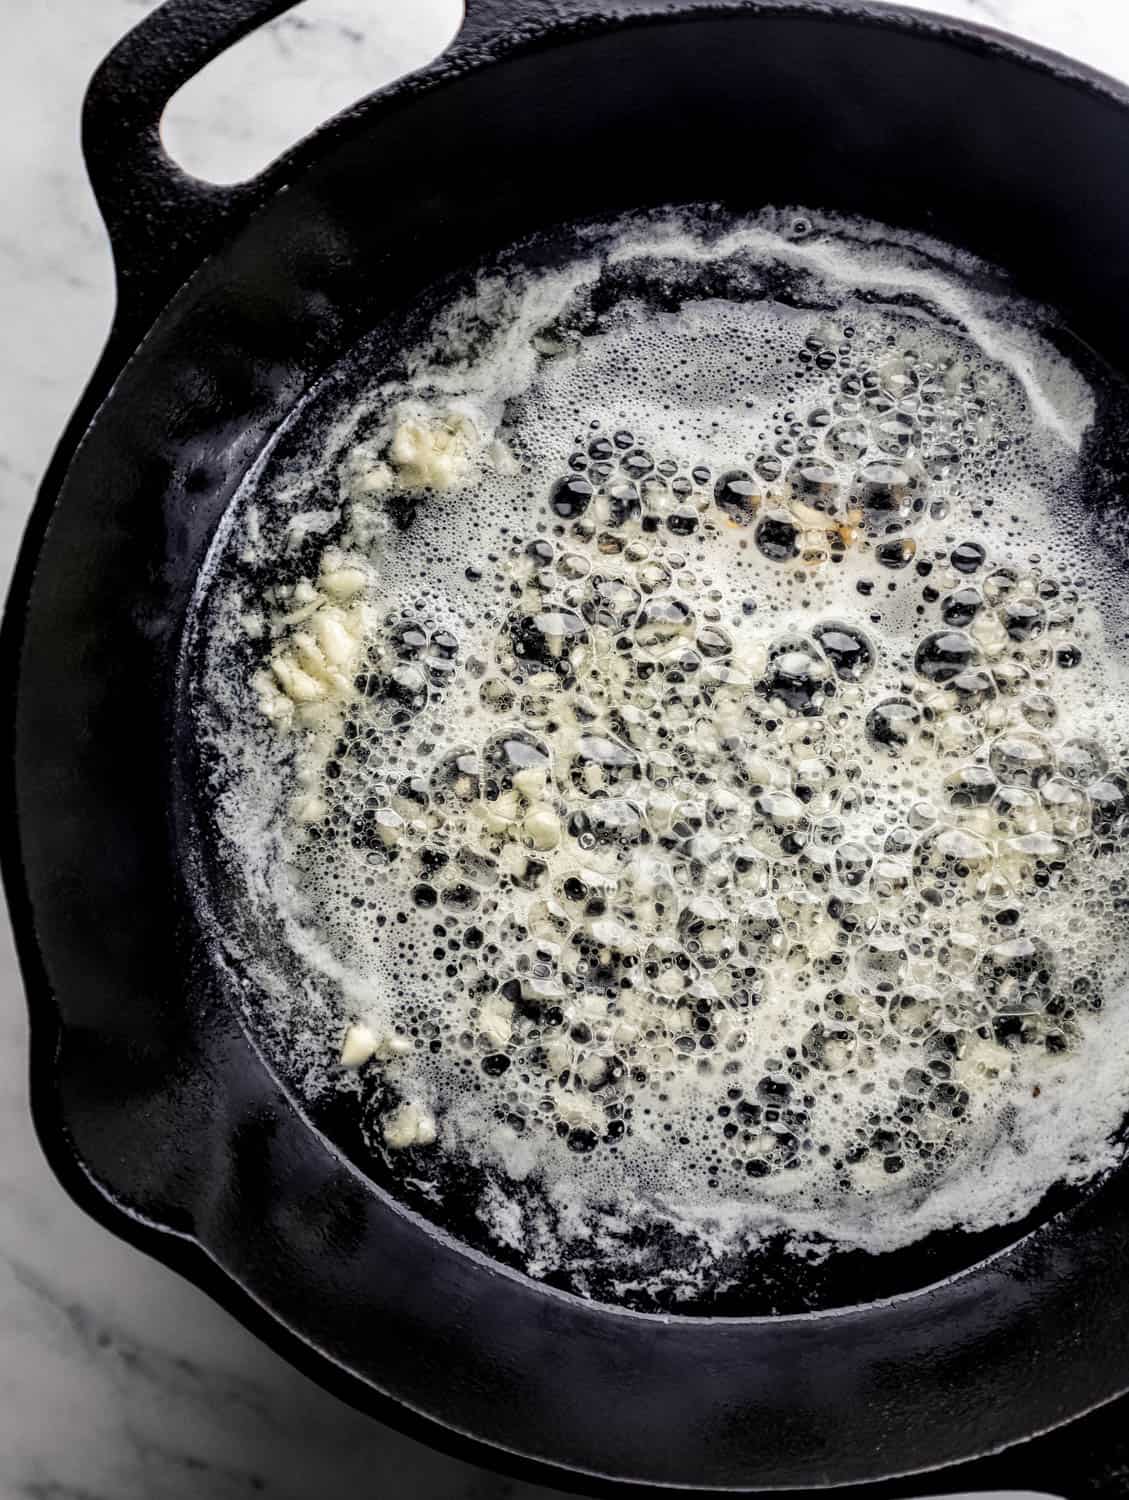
[6,0,1129,1493]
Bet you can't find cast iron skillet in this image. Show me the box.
[8,0,1129,1492]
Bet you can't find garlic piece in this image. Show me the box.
[388,408,480,490]
[480,994,514,1048]
[293,793,327,824]
[340,1025,411,1069]
[340,1024,377,1069]
[383,1102,437,1149]
[523,803,561,850]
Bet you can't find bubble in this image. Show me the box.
[754,512,801,562]
[389,619,428,659]
[854,458,924,534]
[583,574,640,629]
[923,440,962,479]
[1089,775,1129,846]
[384,663,429,719]
[1020,691,1057,730]
[634,596,695,654]
[484,730,551,787]
[480,676,516,713]
[979,937,1055,1014]
[442,881,480,912]
[866,697,921,751]
[988,733,1055,788]
[428,628,460,682]
[714,470,760,526]
[623,449,654,479]
[678,895,735,967]
[915,631,979,683]
[856,934,908,994]
[762,639,832,714]
[790,458,840,508]
[940,588,983,627]
[803,1023,856,1072]
[826,418,869,462]
[812,620,875,680]
[950,541,986,574]
[667,509,699,537]
[351,803,404,855]
[1039,775,1090,837]
[752,792,809,860]
[888,986,943,1039]
[945,667,996,711]
[697,625,733,659]
[914,825,994,907]
[983,567,1019,603]
[1058,739,1108,784]
[636,559,672,595]
[873,856,912,898]
[945,765,998,807]
[993,782,1041,831]
[600,481,641,527]
[510,607,588,675]
[872,412,918,457]
[876,537,916,569]
[835,841,872,887]
[569,734,640,792]
[579,797,645,846]
[992,659,1030,697]
[551,475,594,519]
[999,598,1046,641]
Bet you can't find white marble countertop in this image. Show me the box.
[2,2,1126,1496]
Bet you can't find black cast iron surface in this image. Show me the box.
[7,0,1129,1493]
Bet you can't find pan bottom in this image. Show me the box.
[186,204,1129,1314]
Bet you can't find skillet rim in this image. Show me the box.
[8,1,1129,1492]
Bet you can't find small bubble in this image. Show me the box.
[876,537,916,569]
[950,541,985,574]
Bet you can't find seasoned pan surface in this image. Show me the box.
[9,2,1129,1492]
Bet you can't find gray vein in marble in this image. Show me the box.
[130,1439,268,1499]
[7,1254,279,1431]
[19,1483,110,1500]
[275,12,366,46]
[956,0,1040,29]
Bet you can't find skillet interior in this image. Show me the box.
[184,207,1129,1322]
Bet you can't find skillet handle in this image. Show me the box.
[81,0,578,361]
[859,1391,1129,1500]
[82,0,307,358]
[976,1394,1129,1499]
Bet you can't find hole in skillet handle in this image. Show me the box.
[77,0,546,375]
[161,0,464,185]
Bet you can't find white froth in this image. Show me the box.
[193,208,1129,1304]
